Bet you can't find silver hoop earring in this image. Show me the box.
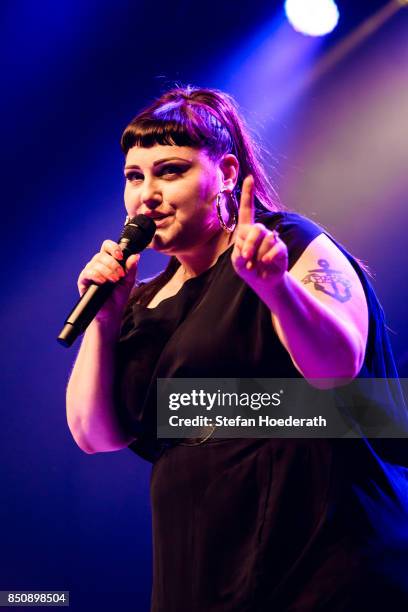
[216,190,238,233]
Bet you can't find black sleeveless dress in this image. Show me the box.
[115,212,408,611]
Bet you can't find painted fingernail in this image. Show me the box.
[246,260,253,270]
[115,249,123,259]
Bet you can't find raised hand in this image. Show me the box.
[231,176,288,288]
[77,240,140,324]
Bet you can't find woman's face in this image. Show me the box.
[124,144,236,254]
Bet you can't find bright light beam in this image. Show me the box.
[285,0,340,37]
[304,0,405,87]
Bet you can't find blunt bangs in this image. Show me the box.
[121,100,233,160]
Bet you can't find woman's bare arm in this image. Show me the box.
[247,233,368,388]
[65,240,139,453]
[66,321,137,453]
[232,178,368,388]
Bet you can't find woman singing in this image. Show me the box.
[66,86,408,610]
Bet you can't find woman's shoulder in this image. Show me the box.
[256,209,327,269]
[119,271,166,328]
[256,209,327,237]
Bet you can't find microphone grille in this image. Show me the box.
[119,214,156,253]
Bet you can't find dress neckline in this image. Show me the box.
[137,243,234,312]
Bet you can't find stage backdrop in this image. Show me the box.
[1,1,407,610]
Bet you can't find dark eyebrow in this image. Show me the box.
[124,157,193,170]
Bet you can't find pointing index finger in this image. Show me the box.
[238,175,255,226]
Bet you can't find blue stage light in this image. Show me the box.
[284,0,340,36]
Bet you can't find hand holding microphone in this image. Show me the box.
[57,215,156,347]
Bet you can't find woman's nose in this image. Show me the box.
[141,178,162,209]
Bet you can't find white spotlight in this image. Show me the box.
[285,0,340,37]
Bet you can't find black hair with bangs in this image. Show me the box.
[121,85,280,212]
[120,85,282,307]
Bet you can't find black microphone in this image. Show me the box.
[57,214,156,348]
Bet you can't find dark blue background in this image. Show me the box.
[1,1,407,610]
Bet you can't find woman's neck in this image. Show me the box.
[175,230,235,279]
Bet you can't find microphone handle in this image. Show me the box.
[57,243,132,348]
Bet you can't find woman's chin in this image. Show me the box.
[150,231,175,254]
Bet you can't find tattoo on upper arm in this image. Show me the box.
[301,259,352,303]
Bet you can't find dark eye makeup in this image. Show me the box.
[125,163,190,181]
[158,164,189,176]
